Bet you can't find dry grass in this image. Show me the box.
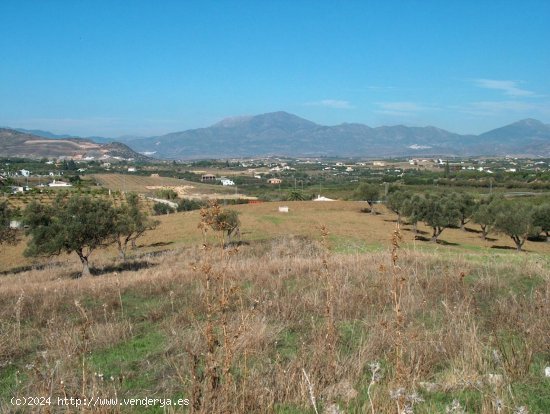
[0,214,548,413]
[3,200,550,273]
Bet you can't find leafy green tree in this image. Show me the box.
[62,160,77,171]
[451,193,476,230]
[114,193,159,261]
[214,209,241,243]
[401,194,425,235]
[354,183,381,214]
[0,201,18,247]
[153,202,175,215]
[492,201,535,252]
[420,193,461,242]
[472,203,494,240]
[385,189,410,225]
[533,203,550,241]
[23,195,117,277]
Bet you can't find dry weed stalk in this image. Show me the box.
[388,225,425,413]
[187,201,247,413]
[302,368,320,414]
[367,361,383,414]
[74,299,93,400]
[14,291,24,344]
[390,226,405,381]
[320,225,338,380]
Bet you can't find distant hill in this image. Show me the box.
[477,119,550,156]
[11,128,115,144]
[122,112,550,159]
[7,113,550,159]
[0,128,152,161]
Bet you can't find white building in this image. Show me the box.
[313,195,335,201]
[48,180,72,187]
[19,169,30,177]
[220,179,235,186]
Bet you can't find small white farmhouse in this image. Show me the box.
[48,180,72,187]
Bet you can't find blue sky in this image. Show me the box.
[1,0,549,137]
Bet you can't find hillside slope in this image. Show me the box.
[0,128,152,161]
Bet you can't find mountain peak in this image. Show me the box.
[213,115,254,128]
[513,118,545,127]
[212,111,318,131]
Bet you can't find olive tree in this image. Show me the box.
[212,209,241,244]
[451,193,476,230]
[472,203,494,240]
[385,189,410,225]
[492,201,535,252]
[0,201,18,248]
[23,195,117,277]
[533,203,550,241]
[420,193,461,242]
[354,183,381,214]
[401,194,425,235]
[114,193,159,261]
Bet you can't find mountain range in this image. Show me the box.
[4,112,550,159]
[121,112,550,159]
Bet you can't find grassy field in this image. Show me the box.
[2,200,550,273]
[0,201,549,413]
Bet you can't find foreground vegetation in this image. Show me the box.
[1,206,549,412]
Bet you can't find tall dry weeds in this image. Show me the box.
[0,218,547,413]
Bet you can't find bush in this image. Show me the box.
[153,202,175,215]
[155,188,178,200]
[177,198,205,212]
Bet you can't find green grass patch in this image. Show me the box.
[338,320,365,356]
[507,273,545,295]
[275,329,300,361]
[90,329,165,391]
[274,403,314,413]
[0,364,20,401]
[419,389,483,413]
[120,291,165,321]
[329,235,382,254]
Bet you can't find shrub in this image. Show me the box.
[153,202,175,215]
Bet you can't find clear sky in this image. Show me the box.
[1,0,549,137]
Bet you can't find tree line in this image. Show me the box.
[385,189,550,251]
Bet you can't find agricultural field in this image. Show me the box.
[92,173,251,200]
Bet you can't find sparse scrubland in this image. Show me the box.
[1,203,549,413]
